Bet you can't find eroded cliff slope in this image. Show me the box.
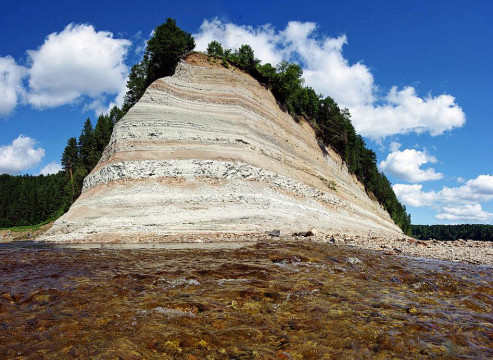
[43,54,403,242]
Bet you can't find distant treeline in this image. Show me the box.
[0,172,69,227]
[2,18,411,235]
[412,225,493,241]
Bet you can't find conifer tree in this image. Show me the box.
[61,137,79,181]
[123,19,195,112]
[78,118,97,173]
[145,18,195,85]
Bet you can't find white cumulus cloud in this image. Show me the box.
[351,87,465,140]
[195,19,284,65]
[393,175,493,223]
[194,19,466,141]
[379,148,443,183]
[0,135,45,174]
[0,56,27,116]
[394,175,493,207]
[39,161,63,175]
[436,204,493,223]
[282,22,376,108]
[393,184,438,207]
[26,23,131,108]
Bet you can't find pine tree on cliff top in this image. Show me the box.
[123,18,195,112]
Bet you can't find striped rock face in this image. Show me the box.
[43,54,403,242]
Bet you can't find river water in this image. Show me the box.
[1,240,492,359]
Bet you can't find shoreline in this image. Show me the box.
[324,234,493,267]
[2,231,492,266]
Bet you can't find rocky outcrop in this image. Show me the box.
[42,53,403,242]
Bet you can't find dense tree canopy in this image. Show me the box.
[0,172,69,227]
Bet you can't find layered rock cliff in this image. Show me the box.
[43,53,403,242]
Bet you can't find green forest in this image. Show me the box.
[2,18,413,234]
[0,172,68,227]
[411,225,493,241]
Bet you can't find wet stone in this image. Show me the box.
[269,229,281,237]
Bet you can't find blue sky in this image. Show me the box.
[1,0,492,225]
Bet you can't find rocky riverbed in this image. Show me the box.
[318,233,493,266]
[1,239,492,359]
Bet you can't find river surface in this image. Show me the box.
[1,240,492,359]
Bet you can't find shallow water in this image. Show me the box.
[1,240,492,359]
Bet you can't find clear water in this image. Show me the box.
[1,240,492,359]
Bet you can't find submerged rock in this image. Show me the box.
[269,229,281,237]
[347,257,362,265]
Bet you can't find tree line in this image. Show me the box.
[412,224,493,241]
[0,172,68,227]
[2,18,412,234]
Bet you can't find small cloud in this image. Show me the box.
[393,174,493,224]
[351,87,466,140]
[133,31,147,55]
[394,174,493,208]
[392,184,438,207]
[389,141,401,152]
[379,148,443,183]
[0,56,28,116]
[436,204,493,223]
[39,161,63,175]
[457,176,465,183]
[0,135,45,174]
[83,80,127,116]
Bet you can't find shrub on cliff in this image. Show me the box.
[207,40,224,58]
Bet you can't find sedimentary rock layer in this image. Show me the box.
[43,53,403,242]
